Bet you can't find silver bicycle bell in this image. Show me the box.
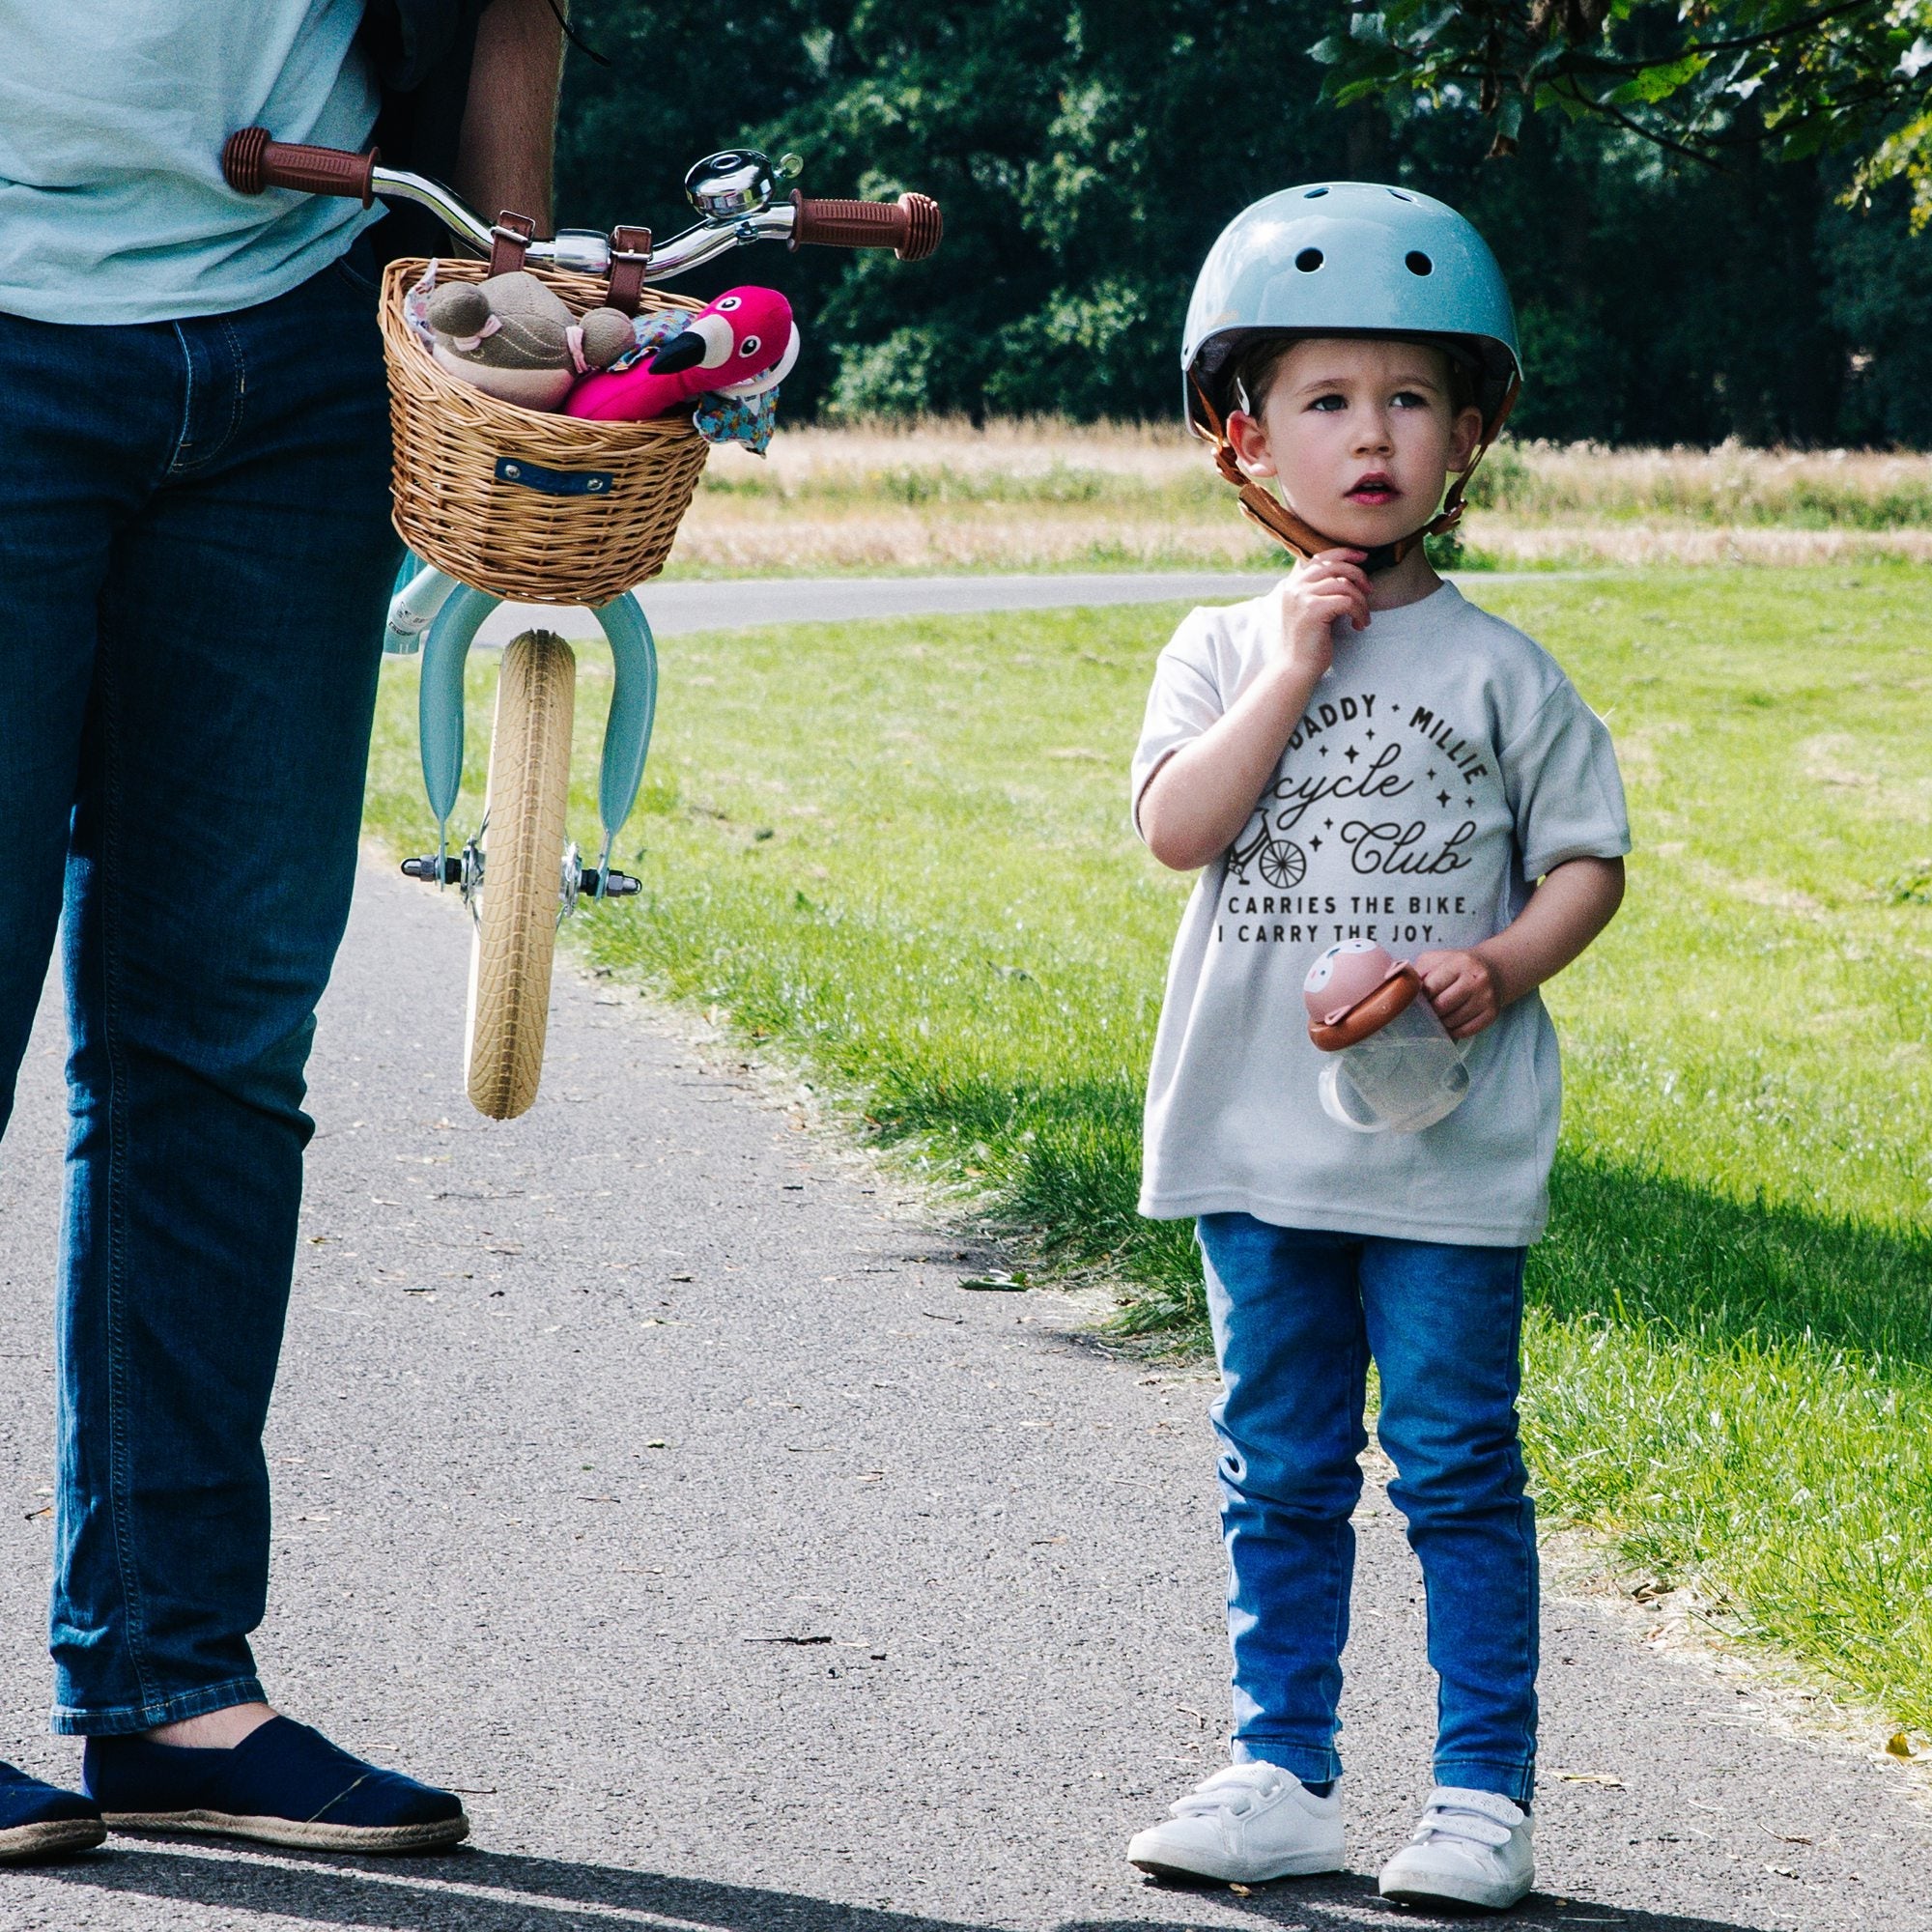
[683,148,803,221]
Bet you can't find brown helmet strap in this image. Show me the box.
[1430,366,1520,536]
[1189,369,1521,574]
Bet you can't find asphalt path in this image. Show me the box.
[3,864,1929,1932]
[474,571,1284,644]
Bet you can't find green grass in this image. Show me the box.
[363,564,1932,1729]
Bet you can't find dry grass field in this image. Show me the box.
[668,418,1932,574]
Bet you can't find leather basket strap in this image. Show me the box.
[605,225,653,316]
[488,211,536,277]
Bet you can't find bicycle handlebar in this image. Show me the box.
[219,128,942,278]
[790,190,941,261]
[223,128,378,206]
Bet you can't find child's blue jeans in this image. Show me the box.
[1196,1212,1537,1804]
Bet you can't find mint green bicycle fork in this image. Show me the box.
[382,553,661,1119]
[384,552,658,908]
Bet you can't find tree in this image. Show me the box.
[1317,0,1932,226]
[552,0,1930,440]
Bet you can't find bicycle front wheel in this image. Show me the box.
[464,630,577,1121]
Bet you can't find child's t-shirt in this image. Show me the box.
[1131,582,1630,1247]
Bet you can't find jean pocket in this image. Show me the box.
[329,240,381,298]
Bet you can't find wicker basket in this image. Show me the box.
[379,257,710,606]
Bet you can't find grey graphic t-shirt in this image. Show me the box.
[1131,582,1629,1246]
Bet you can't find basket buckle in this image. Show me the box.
[488,211,537,277]
[605,225,653,316]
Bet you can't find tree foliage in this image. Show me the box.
[1317,0,1932,224]
[554,0,1932,441]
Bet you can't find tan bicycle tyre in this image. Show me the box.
[465,631,577,1121]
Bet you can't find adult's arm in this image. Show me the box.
[452,0,566,233]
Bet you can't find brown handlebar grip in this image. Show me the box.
[223,128,378,207]
[789,189,942,262]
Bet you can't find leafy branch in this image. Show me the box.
[1315,0,1932,224]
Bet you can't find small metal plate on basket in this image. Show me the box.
[495,457,615,497]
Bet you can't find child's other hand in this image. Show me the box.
[1416,948,1503,1040]
[1269,549,1370,678]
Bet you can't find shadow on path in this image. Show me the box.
[37,1839,1778,1932]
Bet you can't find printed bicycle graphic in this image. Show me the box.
[1228,821,1307,888]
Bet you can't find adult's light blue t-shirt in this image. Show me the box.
[0,1,383,326]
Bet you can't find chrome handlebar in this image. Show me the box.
[364,163,802,281]
[220,132,940,280]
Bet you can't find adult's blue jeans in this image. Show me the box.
[0,245,397,1734]
[1196,1213,1538,1804]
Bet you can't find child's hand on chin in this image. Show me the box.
[1417,948,1503,1040]
[1268,548,1371,680]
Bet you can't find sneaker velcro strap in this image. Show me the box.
[1429,1786,1523,1825]
[1175,1763,1285,1815]
[1419,1786,1523,1848]
[1420,1809,1512,1848]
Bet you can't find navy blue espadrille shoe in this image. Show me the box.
[84,1718,469,1854]
[0,1761,105,1864]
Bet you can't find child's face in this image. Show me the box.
[1226,338,1484,550]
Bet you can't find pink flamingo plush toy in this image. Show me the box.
[564,286,799,422]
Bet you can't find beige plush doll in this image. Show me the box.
[424,272,635,411]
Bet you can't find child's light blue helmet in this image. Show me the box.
[1182,182,1521,439]
[1181,182,1522,568]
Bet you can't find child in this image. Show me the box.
[1123,184,1629,1912]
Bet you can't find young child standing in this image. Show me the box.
[1123,185,1630,1912]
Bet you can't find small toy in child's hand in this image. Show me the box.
[564,286,798,422]
[423,271,634,411]
[1302,940,1470,1135]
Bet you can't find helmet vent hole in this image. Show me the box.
[1304,186,1329,198]
[1388,188,1414,201]
[1295,248,1323,272]
[1406,251,1433,276]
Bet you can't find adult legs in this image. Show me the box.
[1361,1237,1537,1803]
[1196,1213,1370,1785]
[0,312,137,1140]
[50,259,398,1733]
[0,300,202,1847]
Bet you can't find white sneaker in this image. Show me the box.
[1126,1761,1344,1883]
[1378,1785,1534,1911]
